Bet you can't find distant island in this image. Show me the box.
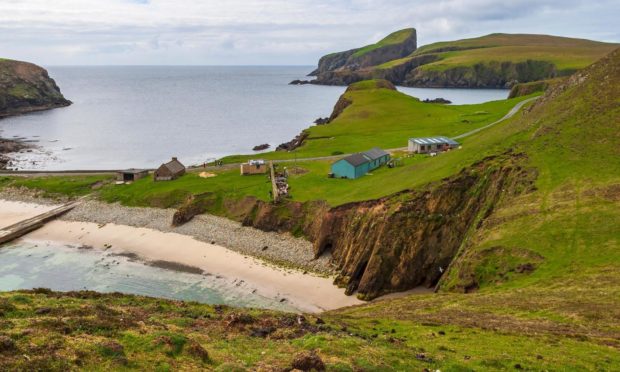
[293,29,618,88]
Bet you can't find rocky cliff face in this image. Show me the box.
[222,153,536,300]
[0,59,71,118]
[309,29,417,82]
[403,60,560,88]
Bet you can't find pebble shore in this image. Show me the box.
[0,189,335,275]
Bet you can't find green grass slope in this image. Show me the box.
[351,28,416,58]
[383,33,617,73]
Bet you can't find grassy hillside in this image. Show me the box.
[0,289,617,371]
[351,28,416,58]
[225,80,530,161]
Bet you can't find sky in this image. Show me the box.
[0,0,618,66]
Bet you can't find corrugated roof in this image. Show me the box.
[342,153,371,167]
[409,136,459,146]
[161,158,185,174]
[363,147,389,160]
[119,168,148,174]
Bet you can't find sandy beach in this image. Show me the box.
[0,198,361,312]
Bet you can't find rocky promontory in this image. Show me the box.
[305,31,617,88]
[0,58,71,118]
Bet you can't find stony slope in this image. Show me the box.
[308,32,617,88]
[0,58,70,118]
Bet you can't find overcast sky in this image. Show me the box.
[0,0,618,66]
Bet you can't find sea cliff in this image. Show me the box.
[0,59,70,118]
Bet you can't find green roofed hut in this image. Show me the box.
[331,148,390,179]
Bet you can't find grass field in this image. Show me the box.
[224,82,531,162]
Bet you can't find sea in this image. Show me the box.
[0,66,509,170]
[0,240,298,311]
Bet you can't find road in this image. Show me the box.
[0,96,539,176]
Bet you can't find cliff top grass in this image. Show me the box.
[350,28,415,58]
[224,85,531,163]
[378,33,618,72]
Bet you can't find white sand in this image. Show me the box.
[0,199,60,229]
[1,199,361,312]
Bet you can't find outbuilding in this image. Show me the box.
[331,148,390,179]
[154,157,186,181]
[408,137,459,154]
[240,159,268,175]
[116,168,148,182]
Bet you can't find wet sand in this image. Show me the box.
[1,199,361,312]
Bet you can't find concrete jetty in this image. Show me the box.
[0,200,82,245]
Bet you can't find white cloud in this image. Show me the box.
[0,0,617,65]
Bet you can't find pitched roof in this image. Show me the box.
[363,147,389,160]
[409,136,459,146]
[118,168,148,174]
[342,153,371,167]
[160,158,185,174]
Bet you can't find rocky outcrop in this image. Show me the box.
[403,59,560,88]
[276,131,309,152]
[0,59,71,118]
[309,28,417,80]
[507,78,563,98]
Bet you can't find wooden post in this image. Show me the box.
[269,161,279,203]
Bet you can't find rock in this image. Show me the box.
[291,350,326,371]
[314,317,325,325]
[225,312,255,327]
[34,307,52,315]
[422,98,452,104]
[289,79,311,85]
[313,117,329,125]
[276,131,309,152]
[515,263,536,273]
[252,143,270,151]
[0,335,16,352]
[249,326,276,338]
[186,340,210,362]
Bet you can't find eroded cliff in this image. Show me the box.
[218,153,537,300]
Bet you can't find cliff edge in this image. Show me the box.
[0,58,71,118]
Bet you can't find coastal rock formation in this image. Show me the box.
[308,32,617,88]
[0,58,71,118]
[237,153,536,300]
[276,131,309,152]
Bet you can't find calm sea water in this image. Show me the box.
[0,66,508,170]
[0,240,297,311]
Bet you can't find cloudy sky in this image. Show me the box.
[0,0,618,65]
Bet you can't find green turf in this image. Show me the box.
[380,33,617,73]
[350,28,415,58]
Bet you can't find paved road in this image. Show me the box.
[1,96,539,176]
[451,96,539,140]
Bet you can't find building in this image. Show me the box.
[408,137,459,154]
[240,159,268,175]
[154,157,186,181]
[331,148,390,179]
[116,169,148,182]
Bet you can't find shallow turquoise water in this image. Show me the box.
[0,240,297,312]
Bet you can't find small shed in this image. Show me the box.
[154,157,186,181]
[331,148,391,179]
[241,159,268,175]
[116,169,148,182]
[408,137,459,154]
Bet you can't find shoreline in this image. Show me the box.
[0,197,361,313]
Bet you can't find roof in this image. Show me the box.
[341,153,371,167]
[118,168,148,174]
[362,147,389,160]
[409,136,459,146]
[160,158,185,174]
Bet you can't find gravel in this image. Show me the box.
[62,200,335,275]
